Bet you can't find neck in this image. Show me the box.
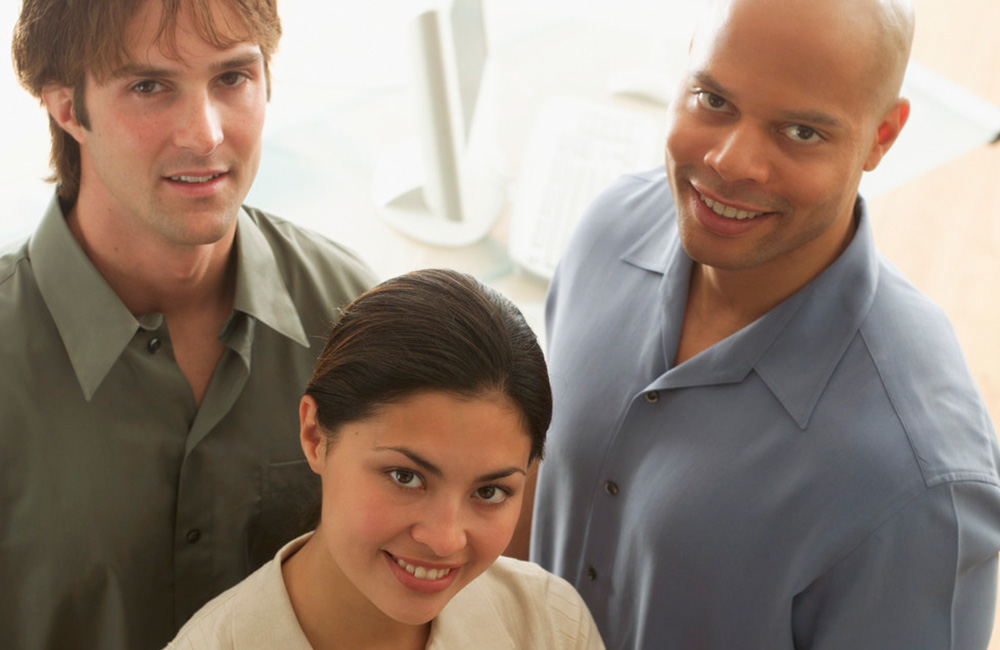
[675,212,858,365]
[689,261,790,331]
[282,531,430,650]
[65,201,237,317]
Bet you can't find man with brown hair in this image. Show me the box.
[0,0,375,647]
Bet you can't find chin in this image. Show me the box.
[383,598,449,627]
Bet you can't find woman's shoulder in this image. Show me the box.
[163,570,264,650]
[484,556,582,599]
[430,558,605,649]
[164,536,313,650]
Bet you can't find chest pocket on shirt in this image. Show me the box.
[245,459,320,570]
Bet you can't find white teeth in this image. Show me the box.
[170,174,220,183]
[395,557,452,581]
[700,193,763,220]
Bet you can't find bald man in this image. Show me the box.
[527,0,1000,647]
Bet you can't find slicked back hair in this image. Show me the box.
[306,269,551,463]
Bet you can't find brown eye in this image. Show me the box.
[696,91,730,113]
[782,124,822,144]
[218,72,246,87]
[475,485,509,505]
[389,469,422,488]
[130,80,162,94]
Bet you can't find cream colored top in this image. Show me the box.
[164,533,605,650]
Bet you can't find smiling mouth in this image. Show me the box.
[699,193,765,221]
[392,556,454,581]
[168,174,223,184]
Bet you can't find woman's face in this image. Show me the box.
[300,390,532,626]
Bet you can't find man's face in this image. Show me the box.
[665,0,893,285]
[71,0,266,248]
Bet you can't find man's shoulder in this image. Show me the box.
[556,166,674,281]
[240,206,377,296]
[0,237,30,289]
[573,167,672,244]
[0,238,41,332]
[860,257,998,485]
[865,256,973,378]
[242,206,368,267]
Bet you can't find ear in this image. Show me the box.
[299,395,326,475]
[42,85,87,144]
[863,98,910,172]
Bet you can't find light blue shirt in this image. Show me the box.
[532,168,1000,649]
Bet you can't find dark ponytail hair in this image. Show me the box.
[305,268,550,461]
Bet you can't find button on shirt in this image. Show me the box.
[0,198,376,650]
[533,169,1000,649]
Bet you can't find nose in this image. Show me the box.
[173,91,224,156]
[703,122,770,184]
[410,500,469,558]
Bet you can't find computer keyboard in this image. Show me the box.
[509,96,663,280]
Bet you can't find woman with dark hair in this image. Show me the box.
[166,269,604,649]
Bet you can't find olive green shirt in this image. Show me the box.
[0,198,376,650]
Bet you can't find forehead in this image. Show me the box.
[343,392,530,459]
[690,0,879,126]
[116,0,259,70]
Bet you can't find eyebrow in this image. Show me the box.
[375,446,527,482]
[109,51,263,81]
[777,108,845,131]
[693,71,845,130]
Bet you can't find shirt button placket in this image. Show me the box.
[644,390,659,403]
[147,337,162,354]
[597,474,620,588]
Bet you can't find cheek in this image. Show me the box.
[778,159,853,214]
[470,500,524,561]
[228,95,267,144]
[329,483,412,548]
[355,495,403,539]
[87,111,160,158]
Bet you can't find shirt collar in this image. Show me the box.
[30,197,143,401]
[231,209,308,348]
[644,196,880,430]
[754,198,879,428]
[428,564,518,649]
[231,533,314,648]
[30,199,308,401]
[234,537,517,649]
[620,200,677,274]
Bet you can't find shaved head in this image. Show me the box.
[693,0,914,117]
[866,0,915,112]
